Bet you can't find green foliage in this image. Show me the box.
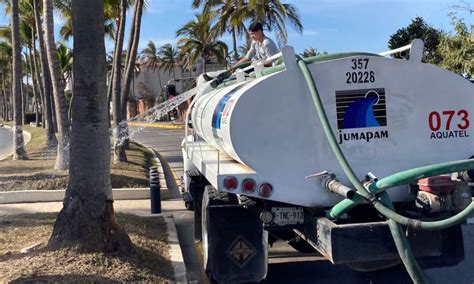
[437,16,474,77]
[158,43,179,77]
[388,17,443,64]
[299,47,327,58]
[176,13,228,72]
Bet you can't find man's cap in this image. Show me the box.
[248,22,263,32]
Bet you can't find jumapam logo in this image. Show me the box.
[336,88,389,144]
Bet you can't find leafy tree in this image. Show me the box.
[388,17,443,64]
[299,47,327,58]
[438,16,474,77]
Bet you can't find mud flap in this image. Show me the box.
[203,186,267,283]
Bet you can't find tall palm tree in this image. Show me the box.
[158,43,178,79]
[33,0,57,147]
[177,13,228,73]
[140,40,163,90]
[10,0,27,159]
[49,0,133,253]
[44,0,70,170]
[247,0,303,46]
[193,0,248,61]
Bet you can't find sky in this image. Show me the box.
[0,0,471,55]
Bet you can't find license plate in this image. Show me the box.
[271,207,304,225]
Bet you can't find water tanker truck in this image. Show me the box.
[180,40,474,283]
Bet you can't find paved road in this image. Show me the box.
[132,125,474,284]
[0,126,13,159]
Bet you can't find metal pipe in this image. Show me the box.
[325,179,355,200]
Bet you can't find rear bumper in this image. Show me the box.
[310,218,464,266]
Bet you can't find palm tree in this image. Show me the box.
[247,0,303,46]
[193,0,248,62]
[158,43,178,79]
[49,0,133,254]
[43,0,71,170]
[33,0,57,148]
[177,13,228,73]
[10,0,27,159]
[140,40,163,90]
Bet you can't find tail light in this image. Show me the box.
[258,183,273,198]
[223,176,238,190]
[242,178,256,193]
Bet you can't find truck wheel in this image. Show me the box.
[201,185,267,283]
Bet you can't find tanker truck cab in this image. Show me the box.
[181,40,474,283]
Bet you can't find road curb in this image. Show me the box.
[0,188,150,204]
[164,214,189,283]
[0,125,32,161]
[132,140,168,192]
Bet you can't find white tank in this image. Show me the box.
[189,52,474,207]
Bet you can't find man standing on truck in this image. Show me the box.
[234,22,279,67]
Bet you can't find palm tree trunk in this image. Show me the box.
[34,0,57,146]
[121,0,144,115]
[117,0,144,162]
[1,75,6,121]
[112,0,127,163]
[11,0,27,160]
[28,45,40,126]
[32,33,46,128]
[44,0,71,170]
[49,0,133,253]
[1,74,7,121]
[232,27,238,61]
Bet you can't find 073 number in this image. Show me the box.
[428,110,470,131]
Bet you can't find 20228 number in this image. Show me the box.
[346,71,375,84]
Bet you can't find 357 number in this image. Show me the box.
[428,110,470,131]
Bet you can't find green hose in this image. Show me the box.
[379,192,428,283]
